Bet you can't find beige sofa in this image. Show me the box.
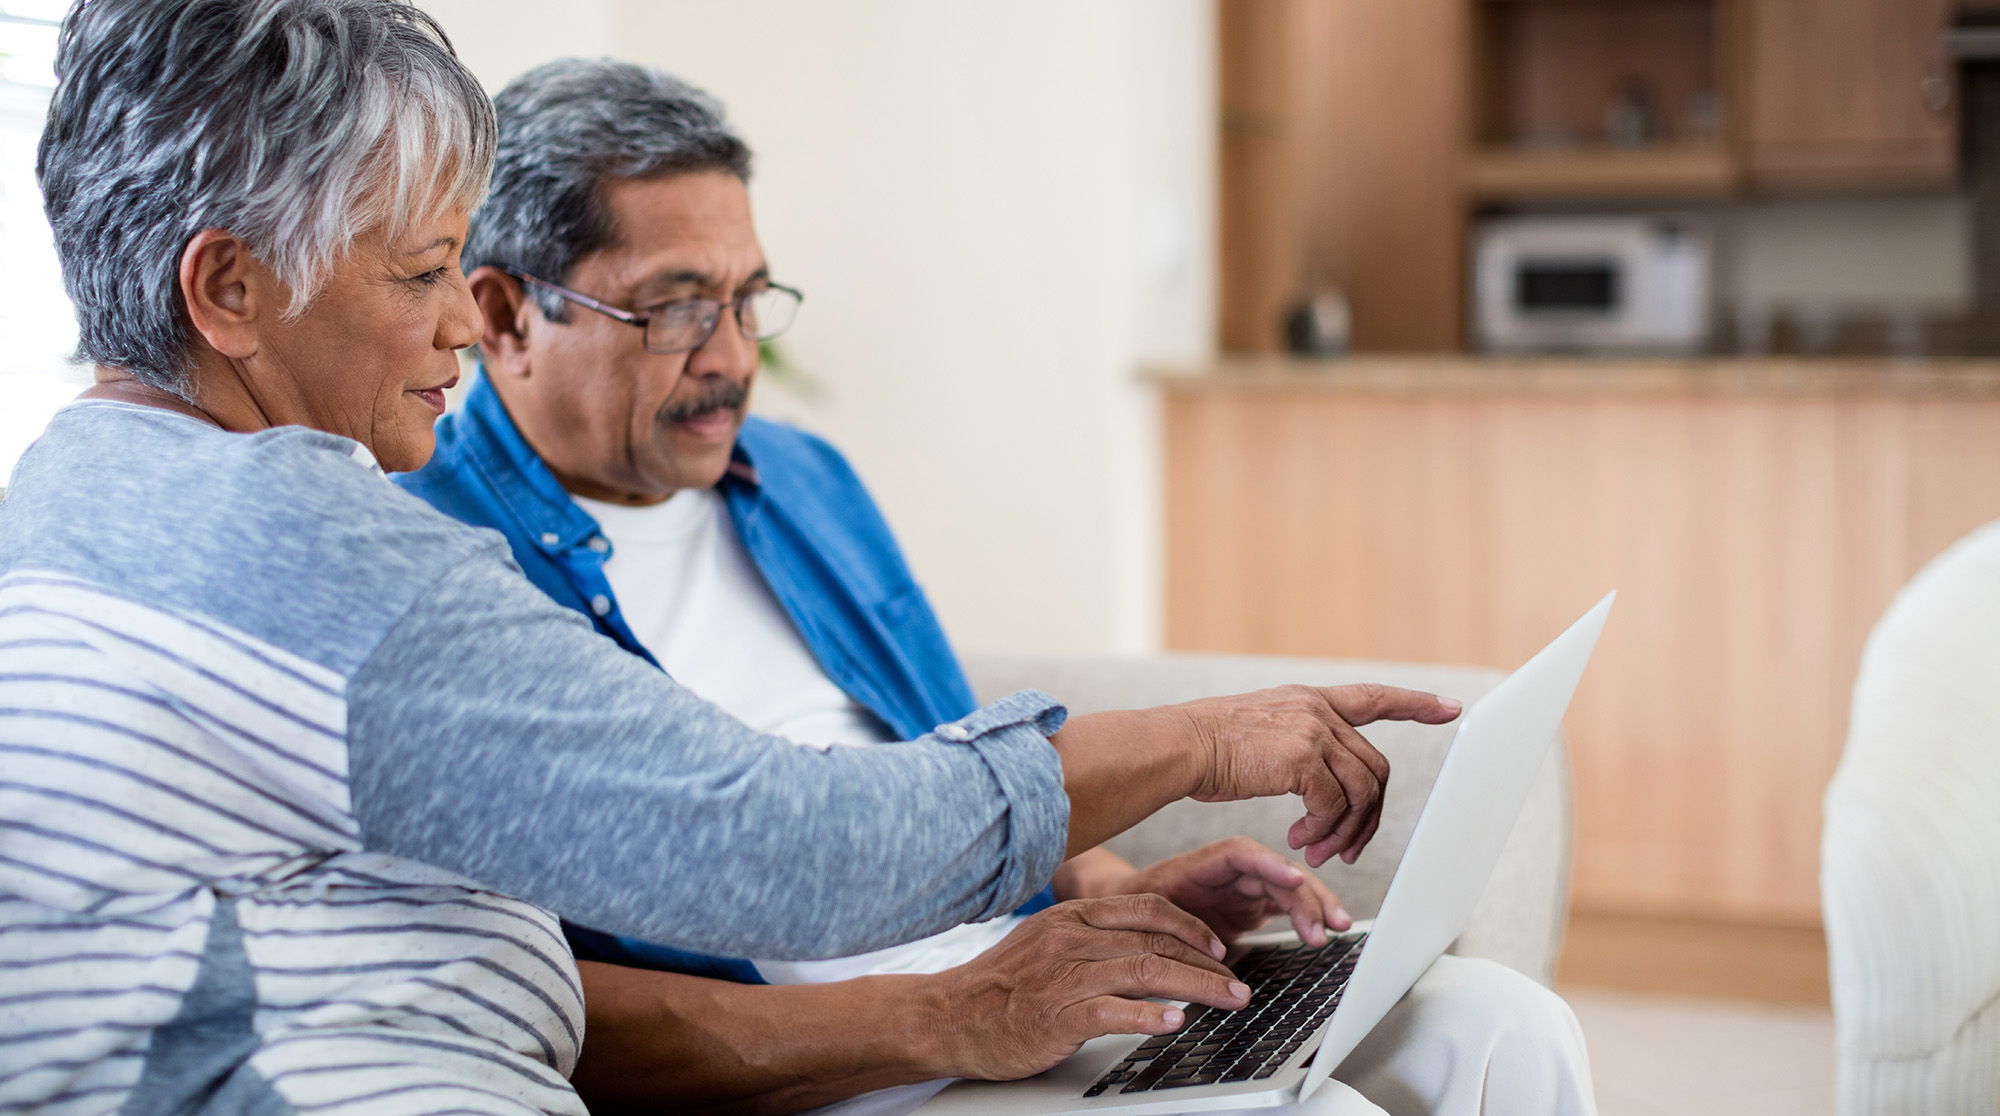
[961,651,1573,985]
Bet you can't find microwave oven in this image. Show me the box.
[1472,215,1711,354]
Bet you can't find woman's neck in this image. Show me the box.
[79,367,222,428]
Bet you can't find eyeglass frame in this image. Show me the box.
[500,266,804,355]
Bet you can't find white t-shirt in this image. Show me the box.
[574,488,1025,989]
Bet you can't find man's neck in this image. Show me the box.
[559,473,680,507]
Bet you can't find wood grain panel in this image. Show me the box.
[1217,0,1304,352]
[1740,0,1957,189]
[1215,0,1466,353]
[1164,378,2000,923]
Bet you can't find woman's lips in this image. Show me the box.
[411,375,458,416]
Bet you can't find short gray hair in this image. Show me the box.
[465,58,750,321]
[37,0,496,396]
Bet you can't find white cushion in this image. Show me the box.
[1825,520,2000,1115]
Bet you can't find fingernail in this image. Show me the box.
[1163,1008,1184,1027]
[1210,937,1226,959]
[1334,906,1349,924]
[1442,698,1463,713]
[1229,981,1250,1001]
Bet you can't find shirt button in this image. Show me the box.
[590,595,612,616]
[937,723,972,741]
[541,532,560,546]
[588,536,609,552]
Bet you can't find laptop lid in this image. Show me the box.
[1301,590,1614,1099]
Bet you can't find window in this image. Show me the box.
[1,2,81,484]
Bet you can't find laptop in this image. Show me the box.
[916,591,1615,1116]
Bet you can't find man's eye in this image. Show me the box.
[408,267,450,286]
[652,300,712,324]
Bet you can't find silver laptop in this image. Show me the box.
[917,592,1615,1116]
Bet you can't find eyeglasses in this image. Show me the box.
[503,267,803,355]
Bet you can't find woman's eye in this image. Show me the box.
[408,267,450,286]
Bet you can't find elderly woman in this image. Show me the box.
[0,1,1457,1112]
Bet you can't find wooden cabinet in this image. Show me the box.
[1738,0,1957,188]
[1215,0,1965,355]
[1217,0,1467,354]
[1162,358,2000,925]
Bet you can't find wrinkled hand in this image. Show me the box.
[926,896,1251,1082]
[1109,836,1348,947]
[1175,683,1460,867]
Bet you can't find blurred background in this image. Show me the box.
[5,1,1994,1109]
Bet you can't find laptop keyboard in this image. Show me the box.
[1081,931,1368,1097]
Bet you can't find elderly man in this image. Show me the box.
[397,58,1597,1116]
[2,3,1479,1112]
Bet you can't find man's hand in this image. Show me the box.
[1175,683,1459,867]
[924,896,1252,1082]
[1098,837,1349,947]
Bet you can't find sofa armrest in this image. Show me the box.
[961,651,1572,986]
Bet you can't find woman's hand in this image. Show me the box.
[1175,683,1458,865]
[1053,683,1459,868]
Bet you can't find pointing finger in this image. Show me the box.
[1314,683,1461,728]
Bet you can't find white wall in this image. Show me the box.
[1718,193,1971,315]
[424,0,1216,654]
[419,0,617,90]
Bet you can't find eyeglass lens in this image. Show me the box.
[644,288,802,354]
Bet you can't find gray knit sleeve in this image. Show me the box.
[344,550,1070,960]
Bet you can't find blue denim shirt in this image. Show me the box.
[396,373,1054,981]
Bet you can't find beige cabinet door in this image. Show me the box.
[1741,0,1957,189]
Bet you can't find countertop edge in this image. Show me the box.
[1140,356,2000,400]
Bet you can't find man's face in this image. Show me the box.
[481,170,767,504]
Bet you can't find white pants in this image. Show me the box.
[833,953,1596,1116]
[1228,955,1597,1116]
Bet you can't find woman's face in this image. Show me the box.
[240,204,482,472]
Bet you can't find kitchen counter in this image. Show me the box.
[1145,354,2000,399]
[1158,351,2000,926]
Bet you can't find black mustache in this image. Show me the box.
[660,379,750,424]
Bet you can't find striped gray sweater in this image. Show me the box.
[0,402,1068,1115]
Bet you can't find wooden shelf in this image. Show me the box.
[1468,144,1738,202]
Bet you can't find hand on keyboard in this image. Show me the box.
[922,896,1253,1082]
[1097,836,1351,947]
[1085,932,1369,1097]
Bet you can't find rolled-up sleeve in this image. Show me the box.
[344,550,1070,960]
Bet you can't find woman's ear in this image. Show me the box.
[178,229,264,360]
[468,266,535,379]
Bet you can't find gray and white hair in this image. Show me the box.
[37,0,496,396]
[465,58,750,322]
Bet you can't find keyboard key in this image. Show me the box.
[1124,1058,1178,1093]
[1083,1084,1110,1097]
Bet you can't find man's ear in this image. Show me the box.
[468,265,535,378]
[179,229,263,360]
